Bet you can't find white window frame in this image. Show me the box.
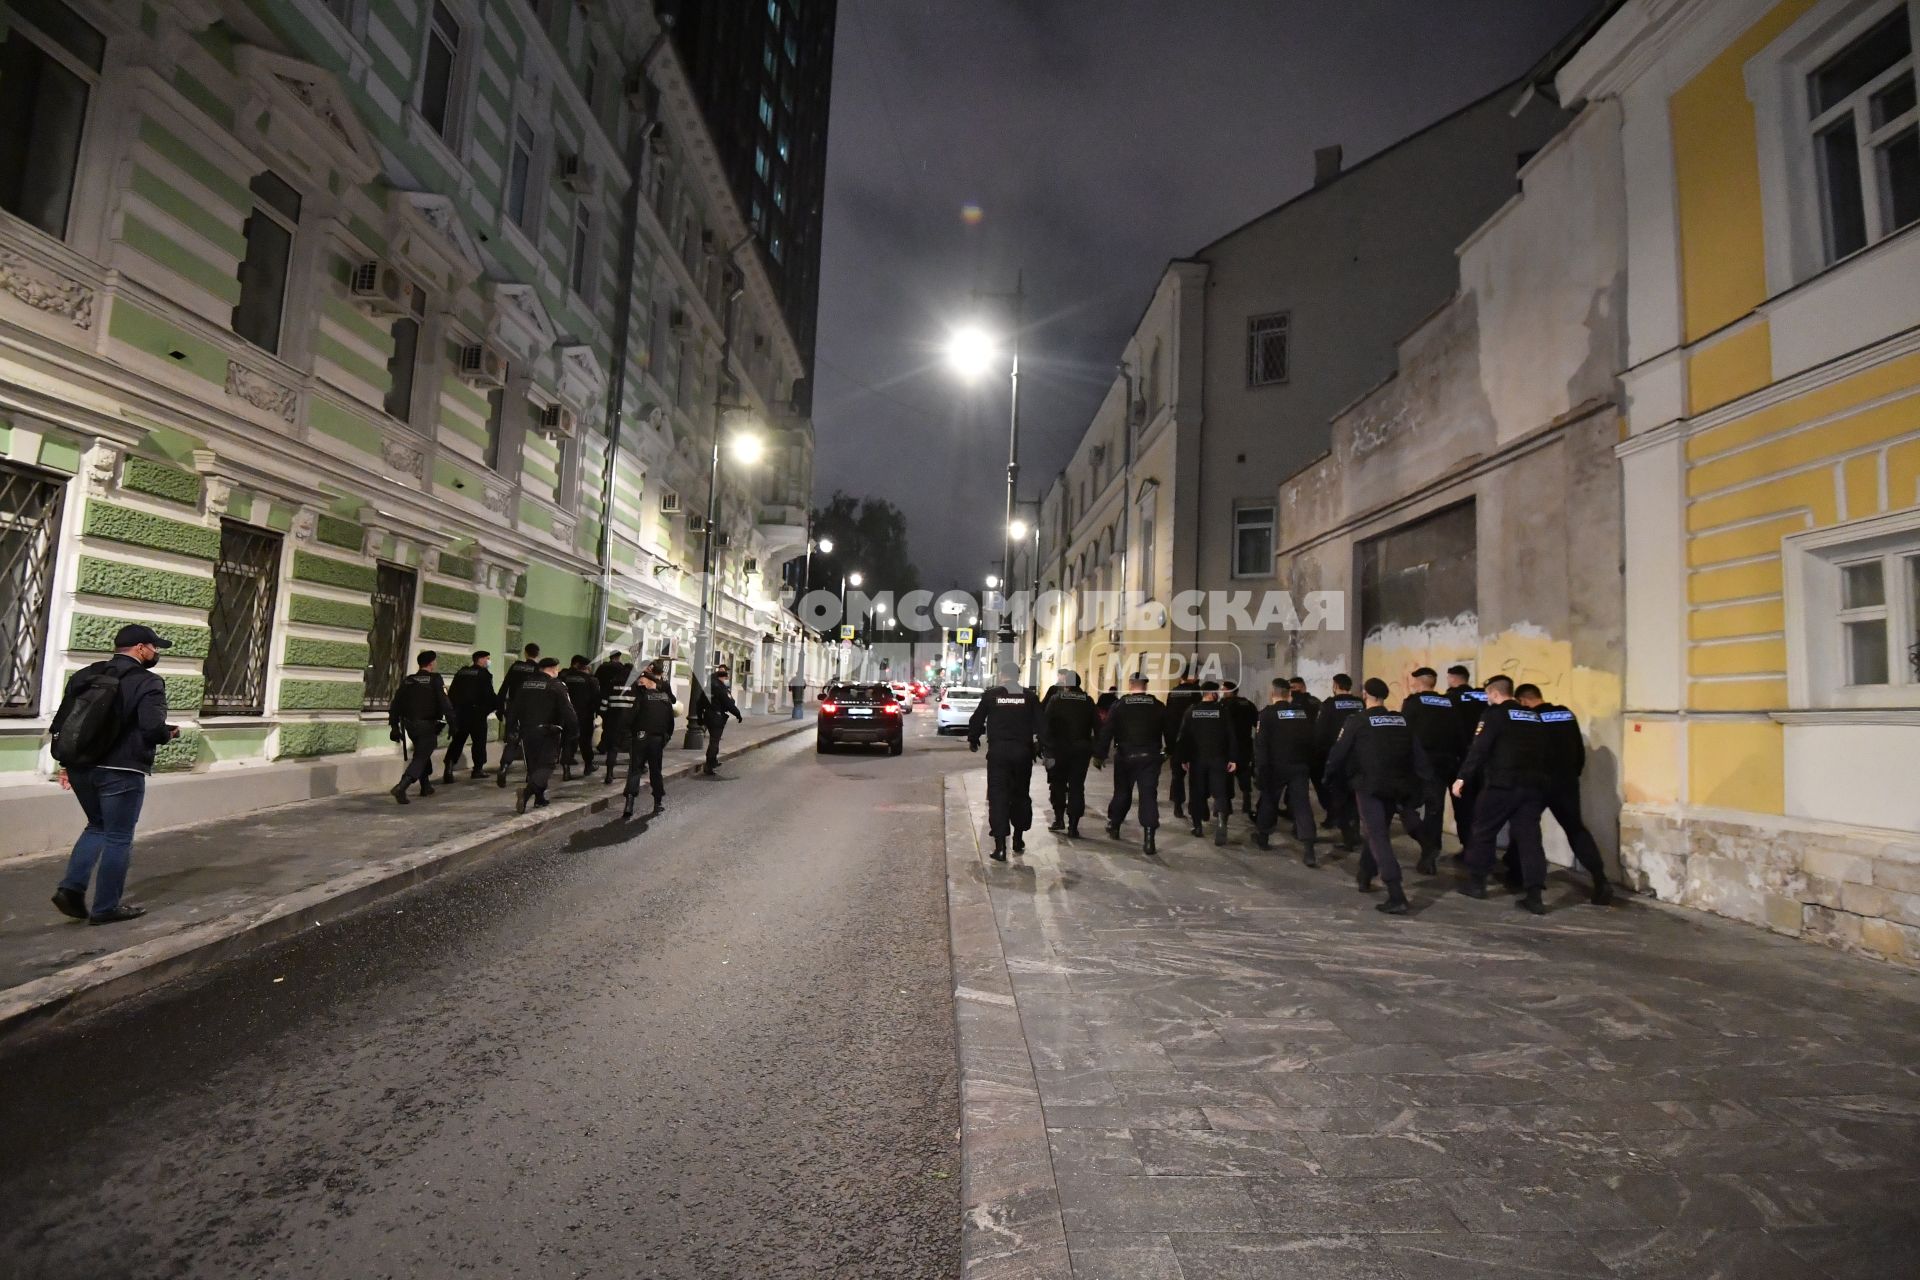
[504,113,540,235]
[411,0,481,160]
[1783,507,1920,707]
[1749,0,1920,295]
[0,0,106,246]
[1231,503,1276,580]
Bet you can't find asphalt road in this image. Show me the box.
[0,707,970,1280]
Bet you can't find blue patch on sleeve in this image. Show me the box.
[1540,709,1575,722]
[1368,714,1405,727]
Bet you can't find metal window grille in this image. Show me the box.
[1247,312,1290,387]
[202,521,283,717]
[0,462,65,717]
[363,562,417,711]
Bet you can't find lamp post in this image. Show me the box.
[839,569,863,679]
[947,272,1024,672]
[683,423,763,750]
[796,534,831,694]
[1010,507,1041,684]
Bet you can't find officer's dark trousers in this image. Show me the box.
[1255,767,1315,844]
[986,752,1034,839]
[623,732,668,801]
[1467,785,1548,888]
[1451,775,1480,849]
[598,710,629,774]
[1320,774,1358,838]
[1109,751,1162,830]
[400,721,438,787]
[1187,759,1233,824]
[1168,752,1188,810]
[704,714,728,771]
[1235,757,1254,814]
[521,727,562,796]
[499,730,522,780]
[571,720,594,772]
[1545,781,1608,881]
[1048,751,1092,821]
[1416,757,1458,858]
[445,712,489,772]
[1356,790,1424,885]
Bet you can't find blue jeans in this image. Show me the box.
[60,767,147,915]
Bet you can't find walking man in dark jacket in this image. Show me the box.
[701,665,744,774]
[621,665,679,818]
[1400,667,1464,875]
[969,670,1041,861]
[1313,675,1365,849]
[1221,680,1258,816]
[388,650,454,804]
[1325,678,1434,914]
[1039,670,1098,837]
[506,657,577,814]
[1253,678,1320,863]
[1177,682,1238,845]
[1445,664,1488,849]
[1095,675,1167,854]
[442,650,494,781]
[49,625,179,925]
[559,655,601,778]
[1517,684,1614,905]
[494,642,542,788]
[1453,675,1552,914]
[594,651,632,754]
[1164,674,1202,819]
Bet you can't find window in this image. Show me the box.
[772,177,787,211]
[570,202,594,298]
[1247,312,1290,387]
[1136,490,1156,597]
[1786,513,1920,706]
[1232,505,1275,578]
[0,0,104,240]
[383,282,427,423]
[758,93,774,129]
[419,0,462,140]
[202,522,282,717]
[506,117,536,230]
[754,146,770,181]
[482,387,505,470]
[232,171,301,354]
[362,563,417,712]
[321,0,360,29]
[0,459,63,716]
[582,45,599,116]
[1809,8,1918,261]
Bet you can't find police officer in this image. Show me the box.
[1176,682,1237,846]
[967,669,1041,861]
[494,642,542,788]
[621,664,678,819]
[1313,674,1365,849]
[1095,685,1120,717]
[1221,680,1258,817]
[1452,675,1552,914]
[507,656,578,814]
[1400,667,1464,875]
[1040,670,1099,837]
[558,655,601,778]
[1288,675,1321,721]
[1325,678,1434,914]
[388,650,454,804]
[702,664,744,775]
[1164,674,1202,819]
[442,650,495,782]
[600,674,637,784]
[1516,684,1614,906]
[1445,664,1488,849]
[1095,674,1167,854]
[594,650,633,756]
[1253,678,1319,863]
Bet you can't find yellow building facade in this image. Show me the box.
[1564,0,1920,962]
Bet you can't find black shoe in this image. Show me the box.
[88,904,147,926]
[1013,832,1026,854]
[533,792,550,808]
[651,797,665,815]
[1303,844,1319,868]
[1377,888,1409,915]
[562,766,573,782]
[497,770,510,788]
[440,771,455,786]
[1047,812,1065,832]
[1461,877,1489,900]
[515,787,530,814]
[1143,828,1157,856]
[390,781,410,805]
[51,887,86,920]
[1213,819,1227,847]
[1518,888,1546,915]
[991,839,1008,862]
[1173,802,1186,820]
[1591,878,1615,906]
[1068,821,1081,838]
[622,798,636,820]
[604,771,615,785]
[1416,852,1437,876]
[1105,821,1122,840]
[1189,822,1204,838]
[472,768,489,779]
[1340,829,1358,852]
[1254,832,1271,851]
[1357,871,1375,893]
[419,782,435,797]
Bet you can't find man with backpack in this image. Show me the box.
[48,625,180,925]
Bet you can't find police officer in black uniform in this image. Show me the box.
[967,671,1041,861]
[1253,678,1320,863]
[1453,675,1552,914]
[388,650,454,804]
[1516,684,1614,905]
[1313,674,1364,849]
[442,650,495,782]
[1040,671,1098,837]
[600,674,637,784]
[1288,676,1321,720]
[1444,664,1488,849]
[1164,674,1202,819]
[494,642,542,788]
[1095,674,1167,854]
[1325,678,1434,914]
[1400,667,1464,875]
[1221,680,1258,817]
[621,664,678,819]
[1176,682,1237,845]
[506,656,578,814]
[594,650,633,757]
[702,665,744,774]
[559,655,601,778]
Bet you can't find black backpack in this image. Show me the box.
[51,666,125,767]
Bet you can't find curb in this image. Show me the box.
[943,772,1073,1280]
[0,721,811,1046]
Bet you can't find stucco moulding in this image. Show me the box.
[0,249,96,329]
[223,360,298,423]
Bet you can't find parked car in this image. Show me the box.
[818,683,905,755]
[936,686,984,734]
[888,681,916,711]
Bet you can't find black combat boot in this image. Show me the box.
[1012,830,1026,854]
[1357,868,1375,893]
[1143,827,1157,856]
[1067,819,1081,839]
[1303,842,1319,868]
[1416,849,1438,876]
[1213,817,1227,847]
[562,764,573,782]
[390,781,410,805]
[1254,831,1271,851]
[1461,876,1489,900]
[1173,801,1185,820]
[1590,875,1614,906]
[419,781,435,797]
[1047,809,1065,832]
[650,795,664,815]
[991,839,1008,862]
[621,796,636,820]
[515,787,531,815]
[1518,887,1546,915]
[440,768,455,786]
[1340,826,1358,852]
[532,791,550,808]
[1105,820,1122,840]
[497,769,510,788]
[1377,882,1409,915]
[472,767,489,779]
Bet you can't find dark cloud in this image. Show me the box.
[812,0,1598,589]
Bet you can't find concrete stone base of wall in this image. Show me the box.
[1622,804,1920,968]
[0,753,398,864]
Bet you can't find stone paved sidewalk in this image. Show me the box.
[0,714,805,1001]
[948,767,1920,1280]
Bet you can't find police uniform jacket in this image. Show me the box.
[968,686,1040,755]
[1400,690,1464,766]
[1324,708,1432,801]
[389,671,453,730]
[1095,693,1166,761]
[1040,685,1099,757]
[1253,702,1315,774]
[497,658,540,715]
[629,681,678,737]
[1177,701,1235,764]
[1163,682,1202,753]
[706,676,742,724]
[1312,693,1365,759]
[559,667,601,727]
[449,664,496,721]
[1457,702,1552,791]
[507,673,578,738]
[1447,685,1489,742]
[594,659,633,698]
[1290,690,1322,721]
[1537,702,1586,785]
[1222,694,1258,761]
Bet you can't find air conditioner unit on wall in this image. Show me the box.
[743,557,758,574]
[457,343,508,389]
[659,491,681,513]
[536,402,577,439]
[559,154,597,195]
[350,260,413,318]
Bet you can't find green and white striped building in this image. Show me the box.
[0,0,822,853]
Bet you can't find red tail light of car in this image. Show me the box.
[883,703,901,715]
[939,702,950,709]
[820,701,837,714]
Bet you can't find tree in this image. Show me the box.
[804,492,921,599]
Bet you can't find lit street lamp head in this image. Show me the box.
[817,537,833,554]
[1008,518,1029,541]
[946,325,998,381]
[849,571,864,587]
[729,431,766,465]
[984,574,1000,590]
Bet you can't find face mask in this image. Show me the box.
[138,649,160,670]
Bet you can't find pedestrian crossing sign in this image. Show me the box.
[956,627,973,645]
[838,624,856,641]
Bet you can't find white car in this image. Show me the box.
[936,686,984,734]
[888,681,915,711]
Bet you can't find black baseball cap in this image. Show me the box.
[114,624,171,649]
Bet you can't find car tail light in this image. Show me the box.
[939,702,950,709]
[820,701,837,715]
[883,703,900,715]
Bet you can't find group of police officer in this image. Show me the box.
[965,662,1613,915]
[385,644,742,821]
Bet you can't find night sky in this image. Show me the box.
[808,0,1598,592]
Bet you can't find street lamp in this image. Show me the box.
[984,573,1000,590]
[839,569,864,679]
[945,325,998,382]
[945,273,1025,668]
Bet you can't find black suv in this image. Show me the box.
[817,683,904,755]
